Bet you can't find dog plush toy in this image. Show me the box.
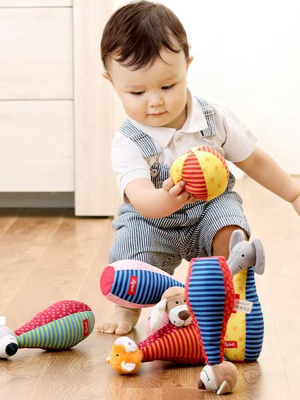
[0,300,95,359]
[149,286,192,333]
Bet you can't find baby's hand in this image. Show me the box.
[163,177,197,204]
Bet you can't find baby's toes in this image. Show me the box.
[103,322,119,334]
[115,323,132,335]
[97,321,117,333]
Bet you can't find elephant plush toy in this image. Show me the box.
[227,229,265,275]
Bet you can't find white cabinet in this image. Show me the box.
[0,0,116,216]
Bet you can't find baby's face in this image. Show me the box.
[105,48,192,130]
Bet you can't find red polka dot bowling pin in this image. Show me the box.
[0,300,95,358]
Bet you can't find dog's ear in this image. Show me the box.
[150,299,167,332]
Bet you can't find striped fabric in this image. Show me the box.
[16,311,95,350]
[111,268,184,306]
[139,321,205,364]
[185,257,235,365]
[120,118,160,158]
[245,267,264,360]
[197,145,229,167]
[182,150,208,199]
[194,97,216,138]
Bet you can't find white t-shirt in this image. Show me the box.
[111,91,257,201]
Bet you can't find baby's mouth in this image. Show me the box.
[149,111,166,116]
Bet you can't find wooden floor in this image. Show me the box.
[0,177,300,400]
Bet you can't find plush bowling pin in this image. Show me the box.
[0,300,95,359]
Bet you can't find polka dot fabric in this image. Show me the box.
[14,300,92,336]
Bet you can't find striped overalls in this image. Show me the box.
[109,98,251,276]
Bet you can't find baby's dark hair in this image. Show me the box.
[101,1,189,71]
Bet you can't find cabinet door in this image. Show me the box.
[0,7,73,99]
[0,101,74,192]
[0,6,74,194]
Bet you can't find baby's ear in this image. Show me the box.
[102,71,112,83]
[186,56,194,70]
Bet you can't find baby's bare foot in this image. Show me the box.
[97,305,141,335]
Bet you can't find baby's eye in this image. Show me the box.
[161,84,175,90]
[130,91,145,96]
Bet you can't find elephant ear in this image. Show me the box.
[229,230,245,252]
[252,238,266,275]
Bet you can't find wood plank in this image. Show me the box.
[2,212,112,328]
[0,8,72,99]
[0,101,74,191]
[73,0,117,216]
[0,352,52,400]
[0,208,23,236]
[0,209,69,314]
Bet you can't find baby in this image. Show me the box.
[98,1,300,335]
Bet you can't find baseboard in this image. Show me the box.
[0,192,74,208]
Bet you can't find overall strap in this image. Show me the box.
[194,97,216,138]
[119,118,160,158]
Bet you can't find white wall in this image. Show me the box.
[109,0,300,174]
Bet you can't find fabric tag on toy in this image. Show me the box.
[83,319,89,337]
[233,299,253,314]
[128,276,138,295]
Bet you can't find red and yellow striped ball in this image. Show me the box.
[170,146,229,201]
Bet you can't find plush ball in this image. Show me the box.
[170,146,229,201]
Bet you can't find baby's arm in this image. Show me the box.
[125,178,196,219]
[235,146,300,215]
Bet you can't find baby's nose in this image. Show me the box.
[149,94,163,107]
[178,310,190,321]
